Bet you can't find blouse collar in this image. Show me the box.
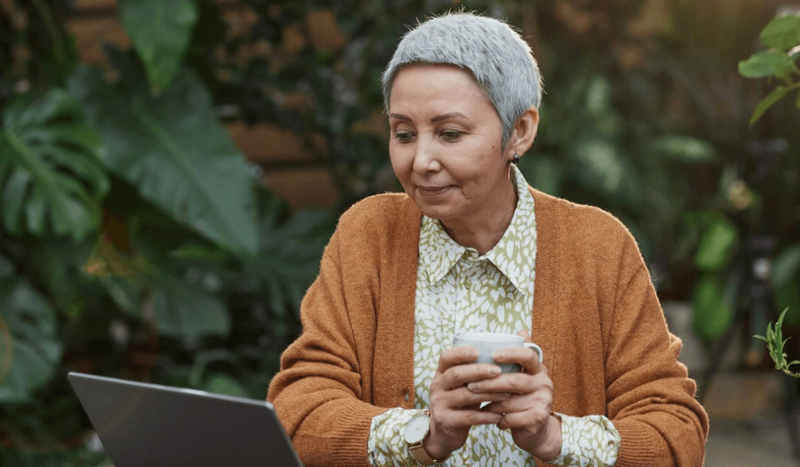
[419,165,537,295]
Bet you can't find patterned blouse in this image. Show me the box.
[367,166,621,466]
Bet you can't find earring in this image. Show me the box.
[512,153,520,165]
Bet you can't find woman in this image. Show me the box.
[268,12,708,467]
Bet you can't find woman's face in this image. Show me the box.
[388,64,511,227]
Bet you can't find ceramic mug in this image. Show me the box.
[452,331,543,374]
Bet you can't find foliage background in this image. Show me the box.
[0,0,798,465]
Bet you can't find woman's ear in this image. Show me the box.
[507,106,540,158]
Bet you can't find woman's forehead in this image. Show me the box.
[391,63,479,92]
[388,64,493,117]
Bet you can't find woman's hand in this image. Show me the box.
[471,330,563,461]
[423,346,512,460]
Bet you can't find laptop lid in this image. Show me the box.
[68,372,303,467]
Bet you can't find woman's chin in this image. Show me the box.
[417,204,460,225]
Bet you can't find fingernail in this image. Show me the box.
[489,365,501,375]
[468,382,480,391]
[493,350,504,360]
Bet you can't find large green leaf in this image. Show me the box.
[29,239,95,321]
[149,267,230,340]
[94,268,230,342]
[255,203,335,316]
[0,90,108,240]
[692,274,734,341]
[91,250,230,341]
[67,59,258,255]
[118,0,198,91]
[738,50,798,80]
[0,278,63,403]
[694,214,738,272]
[760,15,800,52]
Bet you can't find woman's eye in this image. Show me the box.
[440,130,462,141]
[395,131,414,142]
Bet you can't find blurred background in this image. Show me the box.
[0,0,798,465]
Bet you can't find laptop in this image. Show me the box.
[68,372,304,467]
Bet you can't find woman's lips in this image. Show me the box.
[417,185,452,197]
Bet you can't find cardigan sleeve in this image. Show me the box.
[267,230,389,467]
[603,254,709,467]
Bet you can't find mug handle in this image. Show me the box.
[523,342,544,363]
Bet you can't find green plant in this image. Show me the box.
[118,0,199,92]
[739,14,800,126]
[0,89,108,241]
[643,7,800,348]
[0,1,334,461]
[738,14,800,329]
[755,308,800,377]
[739,14,800,372]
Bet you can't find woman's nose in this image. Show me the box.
[412,139,441,173]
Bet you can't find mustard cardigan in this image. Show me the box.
[268,188,709,467]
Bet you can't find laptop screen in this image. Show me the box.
[68,372,303,467]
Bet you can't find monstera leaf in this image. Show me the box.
[68,55,258,255]
[84,232,231,340]
[249,193,334,317]
[149,265,231,340]
[90,261,230,341]
[0,258,63,403]
[118,0,198,91]
[0,90,108,240]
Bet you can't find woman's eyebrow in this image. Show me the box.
[431,112,468,122]
[388,112,469,123]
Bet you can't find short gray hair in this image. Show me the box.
[381,12,543,147]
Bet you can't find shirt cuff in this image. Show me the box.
[548,413,621,467]
[368,407,424,467]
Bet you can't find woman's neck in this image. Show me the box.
[440,181,518,256]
